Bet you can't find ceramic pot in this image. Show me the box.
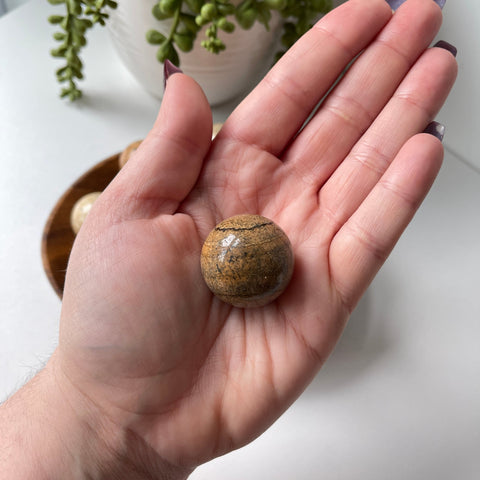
[106,0,282,105]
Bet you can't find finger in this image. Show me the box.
[282,0,443,183]
[221,0,392,155]
[107,73,212,219]
[317,44,457,238]
[329,133,444,311]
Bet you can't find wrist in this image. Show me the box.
[0,353,192,480]
[0,364,78,479]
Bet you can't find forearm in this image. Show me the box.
[0,366,80,479]
[0,362,112,479]
[0,357,192,480]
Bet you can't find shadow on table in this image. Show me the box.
[305,281,394,395]
[74,88,160,127]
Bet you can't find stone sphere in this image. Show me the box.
[212,123,223,139]
[70,192,101,234]
[118,139,142,169]
[200,214,294,308]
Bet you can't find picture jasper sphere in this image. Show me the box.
[200,215,294,308]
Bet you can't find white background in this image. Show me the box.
[1,1,479,479]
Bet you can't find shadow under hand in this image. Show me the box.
[76,88,160,126]
[306,287,392,395]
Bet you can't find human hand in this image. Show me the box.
[31,0,458,477]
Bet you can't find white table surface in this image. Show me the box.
[1,1,479,479]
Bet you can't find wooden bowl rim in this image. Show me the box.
[41,154,120,298]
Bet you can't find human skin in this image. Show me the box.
[0,0,457,478]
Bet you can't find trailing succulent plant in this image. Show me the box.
[48,0,333,100]
[48,0,118,100]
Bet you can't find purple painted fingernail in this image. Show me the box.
[424,121,445,142]
[434,40,457,58]
[163,59,183,91]
[385,0,405,10]
[386,0,446,11]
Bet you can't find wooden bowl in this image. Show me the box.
[41,154,120,298]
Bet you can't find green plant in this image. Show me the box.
[48,0,118,100]
[48,0,333,100]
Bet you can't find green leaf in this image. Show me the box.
[236,0,253,11]
[206,25,216,37]
[53,32,67,41]
[62,86,82,101]
[235,7,256,30]
[156,40,179,65]
[72,31,87,46]
[48,15,64,24]
[159,0,181,16]
[273,50,285,63]
[201,37,225,54]
[200,3,217,21]
[169,46,180,66]
[51,46,68,57]
[152,3,172,20]
[69,65,84,79]
[184,0,202,14]
[281,22,296,48]
[146,29,167,45]
[56,66,68,76]
[173,32,194,52]
[65,48,81,66]
[311,0,331,11]
[180,14,201,33]
[195,14,209,27]
[217,3,235,16]
[256,3,272,30]
[66,0,82,16]
[73,17,92,33]
[264,0,287,10]
[217,18,235,33]
[60,15,70,29]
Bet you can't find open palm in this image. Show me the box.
[56,0,456,473]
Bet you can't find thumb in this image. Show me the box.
[108,64,212,219]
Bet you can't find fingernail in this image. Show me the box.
[424,121,445,142]
[163,59,183,91]
[386,0,446,11]
[434,40,457,58]
[385,0,405,10]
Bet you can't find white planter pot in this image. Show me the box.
[106,0,282,105]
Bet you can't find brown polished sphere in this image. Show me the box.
[200,215,294,308]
